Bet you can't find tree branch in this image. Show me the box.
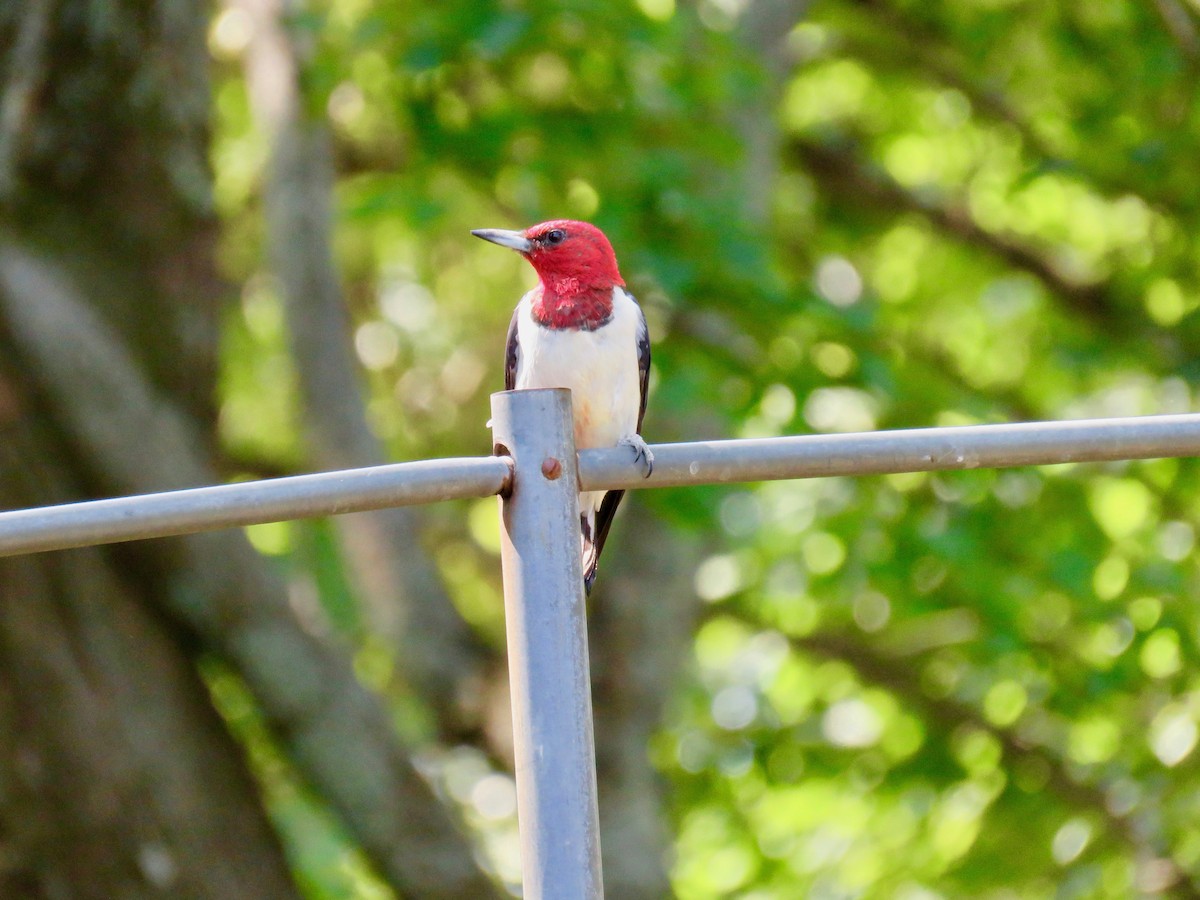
[1150,0,1200,60]
[234,0,490,739]
[0,0,53,200]
[786,136,1136,330]
[732,0,813,225]
[839,0,1199,219]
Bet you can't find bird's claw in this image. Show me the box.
[619,434,654,478]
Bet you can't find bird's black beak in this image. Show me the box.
[471,228,533,253]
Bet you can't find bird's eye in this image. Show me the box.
[544,229,567,245]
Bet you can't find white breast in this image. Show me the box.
[513,286,643,452]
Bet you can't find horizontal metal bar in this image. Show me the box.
[577,413,1200,491]
[0,457,513,557]
[3,413,1199,558]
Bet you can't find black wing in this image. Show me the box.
[504,306,520,392]
[635,301,650,432]
[585,490,623,594]
[585,294,650,594]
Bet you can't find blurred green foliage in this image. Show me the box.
[207,0,1200,895]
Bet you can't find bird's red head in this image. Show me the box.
[472,219,625,329]
[519,220,624,291]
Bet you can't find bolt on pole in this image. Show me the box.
[490,388,604,900]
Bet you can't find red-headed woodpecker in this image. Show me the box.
[472,219,653,593]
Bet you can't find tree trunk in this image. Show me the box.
[0,0,300,895]
[0,428,296,898]
[0,1,495,896]
[237,0,490,739]
[590,505,704,898]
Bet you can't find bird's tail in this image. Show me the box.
[580,489,625,595]
[581,511,599,596]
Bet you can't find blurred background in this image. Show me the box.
[3,0,1200,896]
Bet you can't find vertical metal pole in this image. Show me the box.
[491,388,604,900]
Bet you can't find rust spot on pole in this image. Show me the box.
[541,456,562,480]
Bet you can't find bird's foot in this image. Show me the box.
[618,433,654,478]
